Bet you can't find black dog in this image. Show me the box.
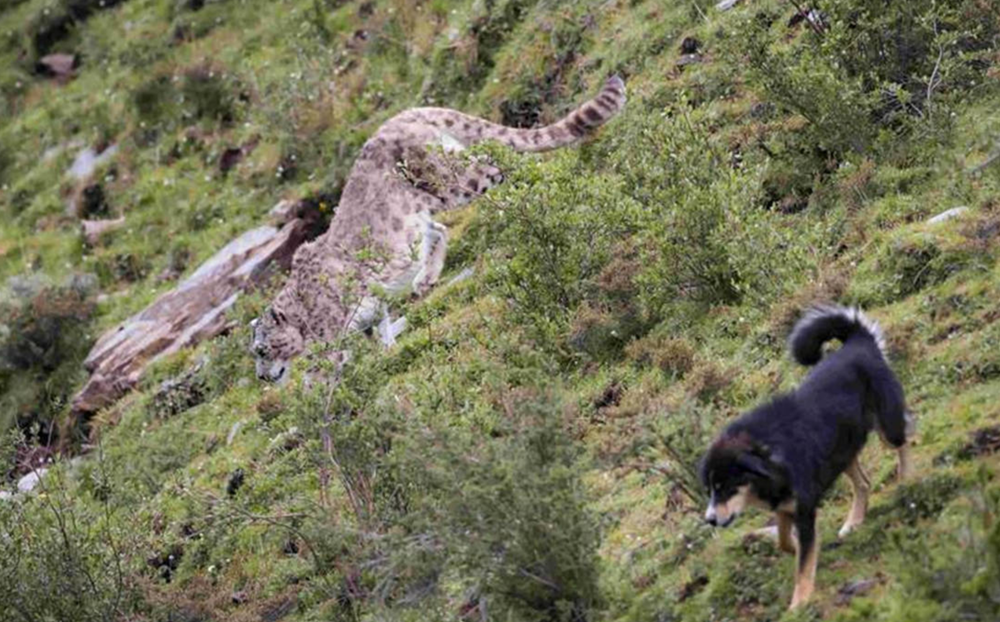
[699,305,912,609]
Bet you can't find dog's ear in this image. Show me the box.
[696,453,708,485]
[736,451,773,480]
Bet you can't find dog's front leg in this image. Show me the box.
[790,509,818,609]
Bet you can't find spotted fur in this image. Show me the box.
[252,76,627,381]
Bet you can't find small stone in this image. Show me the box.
[268,199,301,225]
[227,420,245,446]
[81,217,126,245]
[446,266,475,287]
[927,206,969,225]
[676,54,703,68]
[68,144,118,181]
[38,53,77,80]
[16,469,47,493]
[834,578,878,606]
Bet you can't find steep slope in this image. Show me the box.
[1,0,999,621]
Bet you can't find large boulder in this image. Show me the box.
[71,208,318,416]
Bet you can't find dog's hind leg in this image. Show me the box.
[790,510,819,609]
[752,514,796,554]
[777,512,797,555]
[838,458,870,538]
[896,443,913,481]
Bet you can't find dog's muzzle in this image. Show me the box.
[704,504,736,528]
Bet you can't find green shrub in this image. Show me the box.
[133,63,241,132]
[476,145,645,356]
[725,0,1000,159]
[389,390,603,621]
[425,0,540,106]
[607,107,813,318]
[0,437,147,622]
[818,0,999,120]
[0,273,97,433]
[722,8,874,156]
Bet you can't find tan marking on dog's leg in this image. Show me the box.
[790,530,819,609]
[838,458,870,539]
[777,512,797,555]
[897,443,912,481]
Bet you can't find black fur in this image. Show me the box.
[700,305,908,572]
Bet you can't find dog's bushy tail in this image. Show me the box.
[789,305,886,366]
[791,305,910,446]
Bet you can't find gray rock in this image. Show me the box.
[377,314,407,348]
[68,144,118,181]
[72,217,317,416]
[39,53,76,80]
[81,216,126,245]
[227,420,245,446]
[446,266,476,287]
[834,578,878,606]
[16,469,47,493]
[268,199,301,225]
[676,53,703,67]
[927,206,969,225]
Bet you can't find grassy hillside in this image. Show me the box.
[1,0,1000,620]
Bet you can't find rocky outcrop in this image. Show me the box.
[71,204,321,416]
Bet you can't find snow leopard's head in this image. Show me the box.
[250,306,304,383]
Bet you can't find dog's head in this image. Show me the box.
[700,432,781,527]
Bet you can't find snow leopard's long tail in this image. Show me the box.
[405,75,626,152]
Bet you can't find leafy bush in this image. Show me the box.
[723,9,874,156]
[818,0,999,120]
[607,107,813,317]
[726,0,1000,157]
[476,146,645,356]
[0,273,97,433]
[269,353,602,620]
[133,63,241,132]
[389,390,603,621]
[20,0,130,65]
[0,436,147,622]
[425,0,540,106]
